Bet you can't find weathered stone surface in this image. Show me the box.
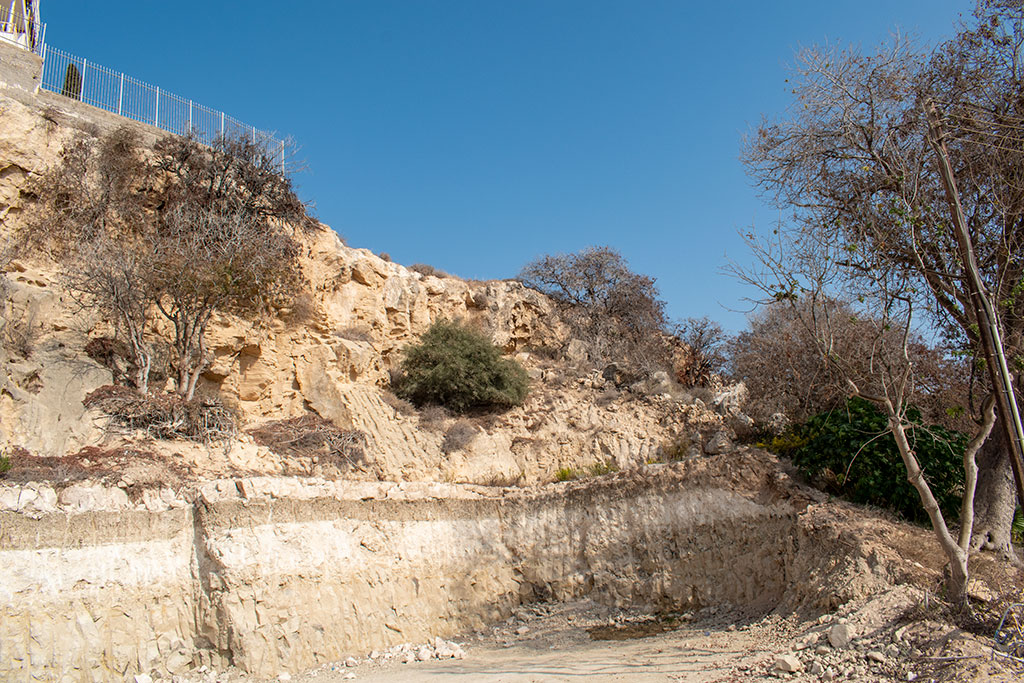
[0,453,842,680]
[774,654,803,673]
[704,430,734,455]
[829,622,854,649]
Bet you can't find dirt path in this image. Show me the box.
[292,601,809,683]
[278,596,1022,683]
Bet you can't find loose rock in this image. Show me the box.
[774,654,803,673]
[829,623,854,649]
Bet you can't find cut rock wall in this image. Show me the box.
[0,452,834,681]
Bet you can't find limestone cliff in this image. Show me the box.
[0,88,731,488]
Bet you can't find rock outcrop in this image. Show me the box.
[0,451,902,680]
[0,89,733,486]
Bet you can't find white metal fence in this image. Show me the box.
[36,42,285,168]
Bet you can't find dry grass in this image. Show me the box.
[441,419,478,454]
[0,445,191,489]
[249,414,367,467]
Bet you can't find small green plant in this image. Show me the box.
[393,320,530,413]
[1013,507,1024,547]
[660,434,692,462]
[588,460,619,476]
[756,430,811,456]
[555,467,580,482]
[0,452,11,478]
[780,397,967,524]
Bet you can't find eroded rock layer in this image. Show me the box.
[0,451,901,681]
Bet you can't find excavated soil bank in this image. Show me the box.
[0,450,936,681]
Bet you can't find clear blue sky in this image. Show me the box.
[41,1,970,331]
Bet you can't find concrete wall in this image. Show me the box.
[0,40,41,94]
[0,453,819,682]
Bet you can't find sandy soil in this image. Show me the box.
[277,596,1022,683]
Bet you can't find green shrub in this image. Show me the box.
[393,320,530,413]
[775,397,967,524]
[0,452,10,478]
[555,467,580,482]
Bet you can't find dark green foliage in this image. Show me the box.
[0,452,10,477]
[61,63,82,100]
[772,397,967,525]
[393,320,530,413]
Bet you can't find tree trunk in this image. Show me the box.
[972,421,1021,563]
[889,413,969,607]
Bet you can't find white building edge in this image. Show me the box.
[0,0,42,52]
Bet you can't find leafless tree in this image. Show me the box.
[150,201,303,400]
[24,127,312,400]
[741,1,1024,562]
[733,222,997,607]
[22,128,157,389]
[519,246,673,374]
[730,299,973,428]
[676,317,727,387]
[147,134,311,400]
[65,237,156,392]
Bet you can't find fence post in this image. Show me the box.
[154,86,159,126]
[220,111,225,137]
[188,100,192,134]
[81,58,87,102]
[117,73,123,115]
[281,140,285,175]
[38,41,46,90]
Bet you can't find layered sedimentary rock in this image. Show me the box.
[0,451,879,681]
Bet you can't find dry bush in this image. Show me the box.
[409,263,450,278]
[441,419,478,454]
[418,404,449,431]
[674,317,728,387]
[1,305,39,359]
[658,434,693,462]
[380,391,418,416]
[519,246,674,374]
[249,414,367,466]
[83,385,236,443]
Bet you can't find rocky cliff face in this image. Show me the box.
[1,451,892,680]
[0,92,734,487]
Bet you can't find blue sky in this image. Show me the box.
[40,1,969,331]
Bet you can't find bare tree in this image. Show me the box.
[519,246,673,373]
[676,317,727,387]
[730,299,973,428]
[151,201,303,400]
[741,2,1024,561]
[65,237,155,392]
[24,127,312,400]
[23,127,156,390]
[149,134,311,400]
[733,222,997,607]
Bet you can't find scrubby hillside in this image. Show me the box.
[0,94,739,491]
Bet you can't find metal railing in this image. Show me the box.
[35,42,285,170]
